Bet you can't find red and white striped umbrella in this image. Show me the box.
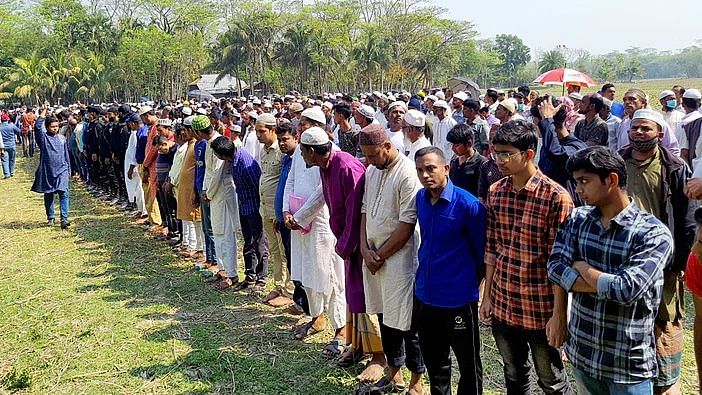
[532,68,597,87]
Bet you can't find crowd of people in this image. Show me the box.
[4,82,702,395]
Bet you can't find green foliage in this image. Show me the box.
[1,367,32,390]
[538,50,566,73]
[494,34,531,86]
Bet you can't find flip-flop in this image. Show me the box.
[356,377,406,395]
[293,321,322,340]
[335,349,365,368]
[321,339,346,359]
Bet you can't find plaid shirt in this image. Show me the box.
[485,169,573,330]
[231,149,262,216]
[547,202,673,383]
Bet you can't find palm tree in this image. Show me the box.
[0,52,52,104]
[214,28,250,96]
[538,50,566,73]
[351,29,390,91]
[277,23,312,91]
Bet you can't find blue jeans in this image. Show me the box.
[491,319,572,395]
[573,367,652,395]
[44,189,70,222]
[1,147,16,177]
[198,190,216,263]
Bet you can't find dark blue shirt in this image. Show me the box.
[415,180,486,308]
[0,122,20,148]
[231,148,262,217]
[135,124,149,164]
[537,118,587,202]
[194,139,206,191]
[274,154,293,222]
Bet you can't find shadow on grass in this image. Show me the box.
[66,177,359,394]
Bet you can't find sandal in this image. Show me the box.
[218,277,239,290]
[204,270,225,283]
[293,321,322,340]
[356,377,406,395]
[321,338,346,359]
[336,348,365,368]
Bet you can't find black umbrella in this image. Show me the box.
[447,77,481,100]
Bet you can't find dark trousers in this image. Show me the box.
[240,211,269,283]
[156,179,178,234]
[378,313,425,373]
[113,158,127,200]
[491,319,571,395]
[415,299,482,395]
[198,190,216,263]
[280,225,309,314]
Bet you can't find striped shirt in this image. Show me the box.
[485,169,574,330]
[230,148,262,216]
[547,202,673,383]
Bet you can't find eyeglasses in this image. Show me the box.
[491,151,525,162]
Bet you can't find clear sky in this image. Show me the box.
[433,0,702,55]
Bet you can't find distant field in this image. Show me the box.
[531,77,702,103]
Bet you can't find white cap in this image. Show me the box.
[263,102,272,108]
[387,101,408,112]
[230,109,241,118]
[322,101,333,110]
[357,105,375,119]
[424,95,438,102]
[683,89,702,100]
[433,100,450,110]
[632,108,666,129]
[435,91,445,100]
[183,115,195,126]
[138,106,153,116]
[300,126,330,145]
[157,118,172,127]
[387,94,397,102]
[601,97,613,108]
[301,107,326,125]
[659,90,676,100]
[453,91,468,102]
[181,107,193,116]
[404,109,426,127]
[196,108,208,115]
[252,98,262,105]
[568,93,583,101]
[247,111,259,120]
[232,124,242,133]
[256,113,277,126]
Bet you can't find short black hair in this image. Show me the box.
[414,146,445,163]
[479,106,490,114]
[588,94,604,112]
[446,123,474,145]
[463,99,480,111]
[493,120,538,152]
[154,135,170,145]
[566,146,627,187]
[275,122,294,136]
[601,83,615,92]
[486,91,498,102]
[518,85,530,95]
[301,141,332,156]
[45,116,59,126]
[683,98,701,110]
[210,136,236,158]
[530,96,567,129]
[333,103,352,119]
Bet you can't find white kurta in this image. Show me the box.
[168,143,189,186]
[283,146,344,294]
[433,116,458,158]
[124,130,145,210]
[362,154,422,331]
[208,158,241,276]
[405,136,432,160]
[241,126,263,162]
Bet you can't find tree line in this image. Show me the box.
[0,0,699,105]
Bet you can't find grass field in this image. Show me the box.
[0,155,699,394]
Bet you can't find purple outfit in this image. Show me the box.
[320,150,367,313]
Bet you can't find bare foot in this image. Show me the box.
[357,353,386,382]
[408,372,424,395]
